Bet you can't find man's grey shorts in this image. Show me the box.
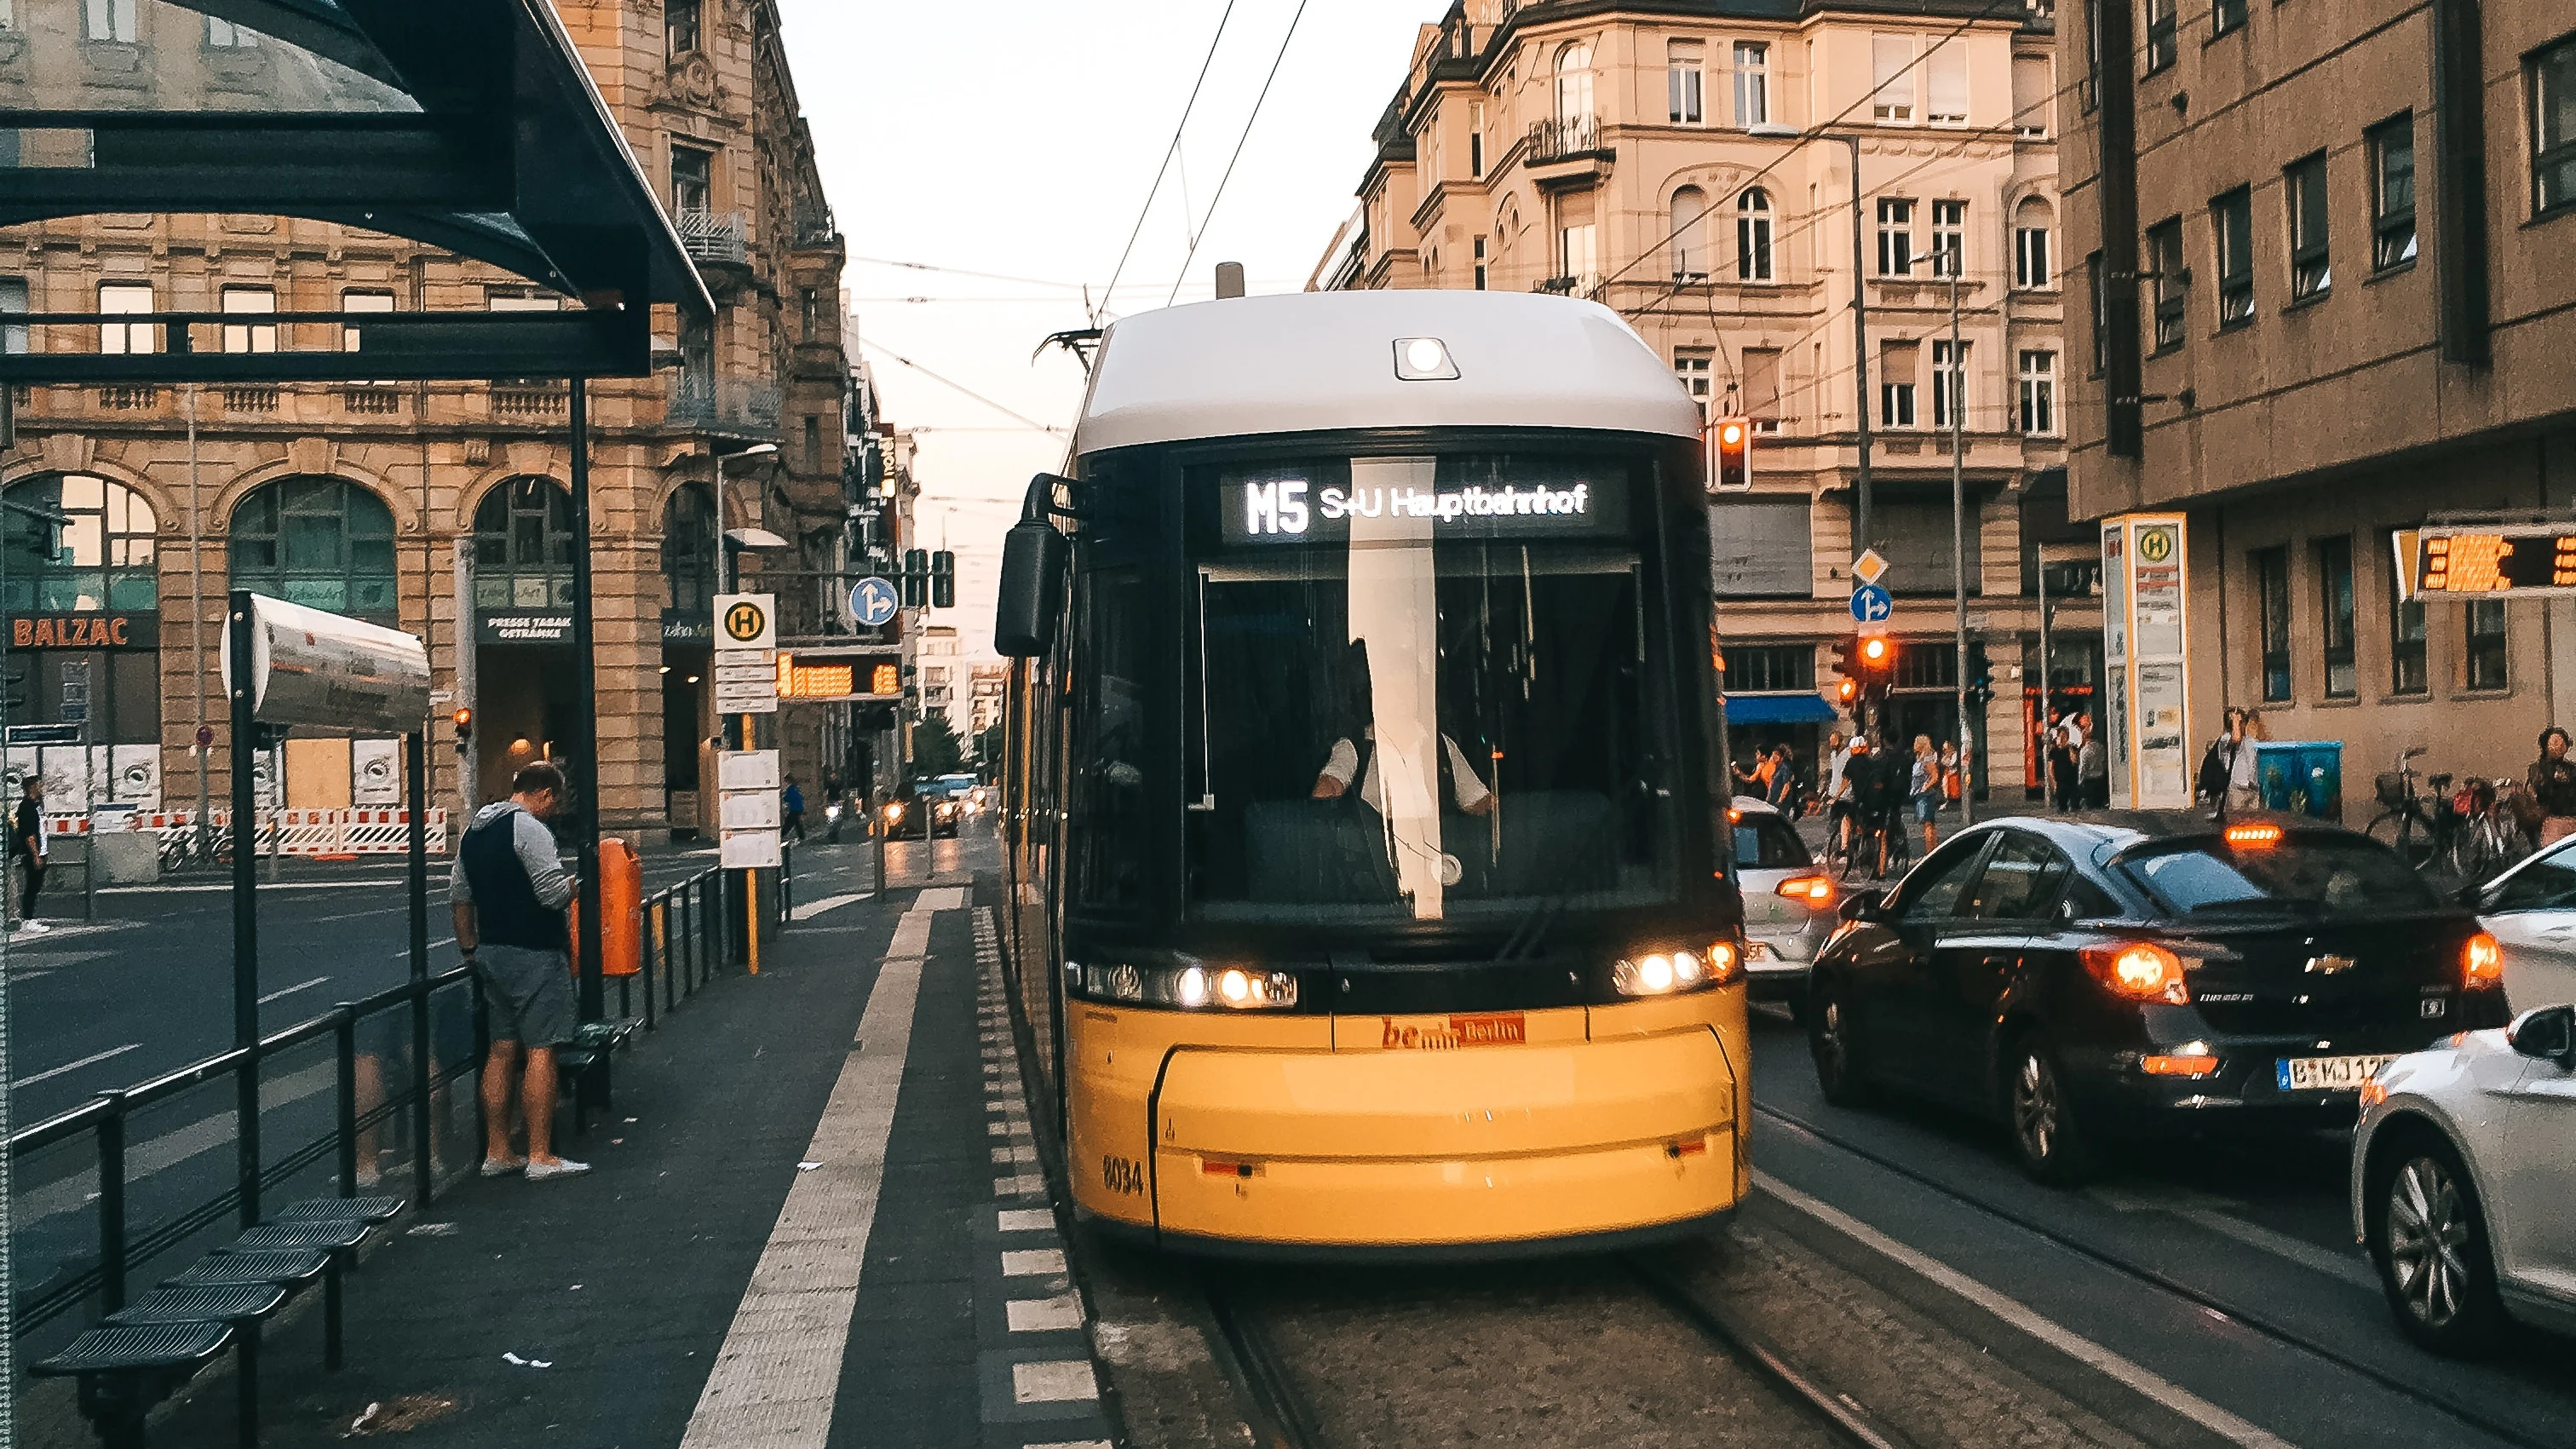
[474,945,575,1049]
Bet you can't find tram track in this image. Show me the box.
[1755,1098,2566,1449]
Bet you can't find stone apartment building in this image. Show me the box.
[0,0,863,837]
[1316,0,2099,797]
[2061,0,2576,798]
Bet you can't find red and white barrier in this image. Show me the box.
[48,808,450,855]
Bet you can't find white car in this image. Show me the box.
[2467,837,2576,1011]
[2351,1003,2576,1354]
[1729,796,1840,1018]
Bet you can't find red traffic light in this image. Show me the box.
[451,706,473,739]
[1860,635,1893,670]
[1709,415,1754,492]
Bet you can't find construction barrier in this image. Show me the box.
[52,808,451,856]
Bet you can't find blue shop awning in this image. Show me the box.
[1723,693,1842,726]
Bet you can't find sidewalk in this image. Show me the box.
[135,836,1113,1449]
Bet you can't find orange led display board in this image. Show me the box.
[2399,526,2576,599]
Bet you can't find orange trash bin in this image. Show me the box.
[569,839,645,978]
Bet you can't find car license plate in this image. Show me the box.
[2275,1054,2400,1092]
[1744,940,1773,961]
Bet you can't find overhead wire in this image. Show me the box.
[1164,0,1314,306]
[1096,0,1244,325]
[857,339,1070,435]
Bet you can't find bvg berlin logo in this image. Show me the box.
[723,600,768,644]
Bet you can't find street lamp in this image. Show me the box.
[716,441,780,592]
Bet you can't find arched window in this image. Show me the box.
[473,476,575,613]
[1554,42,1593,124]
[3,474,158,612]
[2013,196,2055,290]
[662,484,719,616]
[229,478,397,622]
[1737,187,1775,282]
[1670,187,1709,279]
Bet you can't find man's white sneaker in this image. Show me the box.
[478,1157,527,1178]
[525,1159,590,1182]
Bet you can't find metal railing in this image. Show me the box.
[1527,113,1603,163]
[676,210,749,266]
[612,866,732,1028]
[665,372,782,438]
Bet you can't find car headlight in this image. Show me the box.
[1612,941,1741,997]
[1066,959,1299,1010]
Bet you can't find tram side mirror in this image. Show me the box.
[2508,1004,2576,1070]
[994,517,1068,658]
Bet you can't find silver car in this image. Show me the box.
[2352,1002,2576,1355]
[1730,796,1840,1018]
[2468,835,2576,1012]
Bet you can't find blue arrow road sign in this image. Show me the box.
[850,576,900,628]
[1849,584,1894,624]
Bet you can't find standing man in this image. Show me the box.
[8,775,46,935]
[2078,712,2109,809]
[451,761,589,1182]
[781,775,807,843]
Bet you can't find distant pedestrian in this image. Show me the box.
[451,761,589,1182]
[1909,735,1941,854]
[7,776,45,934]
[2529,727,2576,847]
[2078,712,2109,809]
[782,776,807,842]
[1938,740,1963,810]
[2047,712,2081,812]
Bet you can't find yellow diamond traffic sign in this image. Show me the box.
[1851,549,1889,586]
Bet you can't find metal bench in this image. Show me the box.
[32,1321,234,1449]
[106,1285,288,1449]
[269,1195,402,1227]
[216,1220,381,1369]
[559,1017,641,1134]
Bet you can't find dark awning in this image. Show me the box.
[0,0,710,381]
[1724,693,1842,726]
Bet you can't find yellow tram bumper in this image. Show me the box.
[1066,997,1747,1252]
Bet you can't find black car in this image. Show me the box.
[881,785,961,841]
[1806,814,2509,1183]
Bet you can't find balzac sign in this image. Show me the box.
[8,612,158,650]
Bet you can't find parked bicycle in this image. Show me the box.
[2364,747,2530,880]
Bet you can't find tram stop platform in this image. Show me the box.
[118,838,1125,1449]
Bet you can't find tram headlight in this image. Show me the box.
[1068,959,1299,1010]
[1612,942,1742,997]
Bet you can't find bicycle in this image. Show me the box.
[2365,748,2529,882]
[2445,776,2528,883]
[2366,747,2447,871]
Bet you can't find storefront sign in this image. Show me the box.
[480,611,574,645]
[7,612,158,650]
[2102,515,2192,809]
[661,608,713,645]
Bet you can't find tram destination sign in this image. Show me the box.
[2395,526,2576,600]
[1221,464,1627,547]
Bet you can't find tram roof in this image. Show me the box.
[1078,290,1705,456]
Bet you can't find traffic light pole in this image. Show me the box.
[1950,271,1975,826]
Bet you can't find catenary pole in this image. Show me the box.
[1950,269,1975,826]
[569,377,604,1024]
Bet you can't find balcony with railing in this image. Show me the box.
[676,210,749,267]
[666,372,782,441]
[1525,114,1611,188]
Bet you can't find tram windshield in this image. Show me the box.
[1182,453,1678,925]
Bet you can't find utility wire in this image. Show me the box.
[1165,0,1313,306]
[858,339,1070,435]
[1097,0,1243,325]
[847,256,1087,290]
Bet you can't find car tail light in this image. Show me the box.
[2080,941,2189,1004]
[1775,875,1835,906]
[2464,931,2504,988]
[2142,1050,2219,1077]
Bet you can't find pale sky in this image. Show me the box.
[774,0,1437,655]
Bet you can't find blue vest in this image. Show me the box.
[460,808,566,952]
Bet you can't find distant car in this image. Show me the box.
[881,786,961,840]
[1807,813,2509,1183]
[2465,835,2576,1012]
[1729,797,1839,1017]
[2353,1003,2576,1354]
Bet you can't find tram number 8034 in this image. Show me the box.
[1101,1155,1147,1197]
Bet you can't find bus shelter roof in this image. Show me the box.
[0,0,710,381]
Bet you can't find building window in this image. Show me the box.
[670,144,714,216]
[205,15,256,46]
[229,478,398,623]
[2390,556,2428,694]
[2018,349,2057,434]
[1668,41,1704,124]
[666,0,700,58]
[1880,341,1918,427]
[1734,42,1769,127]
[1555,41,1594,124]
[1674,350,1713,417]
[2013,55,2051,137]
[1743,347,1783,433]
[2317,537,2356,699]
[2013,200,2052,288]
[2286,152,2332,301]
[2256,546,2291,701]
[1724,645,1814,692]
[1473,235,1488,290]
[1872,35,1915,123]
[83,0,133,43]
[1557,222,1598,290]
[2144,0,2178,74]
[2146,218,2187,352]
[97,281,154,355]
[473,477,578,612]
[2533,34,2576,216]
[221,285,276,354]
[1,276,29,355]
[2213,187,2254,328]
[1670,187,1710,279]
[2467,601,2509,688]
[2370,112,2418,270]
[2086,251,2107,374]
[1930,198,1966,277]
[1930,339,1968,428]
[339,288,394,352]
[1877,198,1916,276]
[2211,0,2247,38]
[1927,43,1968,124]
[1470,102,1486,177]
[1737,187,1774,281]
[1,474,158,612]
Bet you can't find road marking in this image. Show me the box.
[11,1042,141,1089]
[384,937,458,958]
[14,1060,336,1222]
[308,905,406,923]
[1011,1360,1098,1404]
[1756,1171,2300,1449]
[677,897,933,1448]
[2173,1207,2379,1291]
[257,975,331,1005]
[788,892,870,922]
